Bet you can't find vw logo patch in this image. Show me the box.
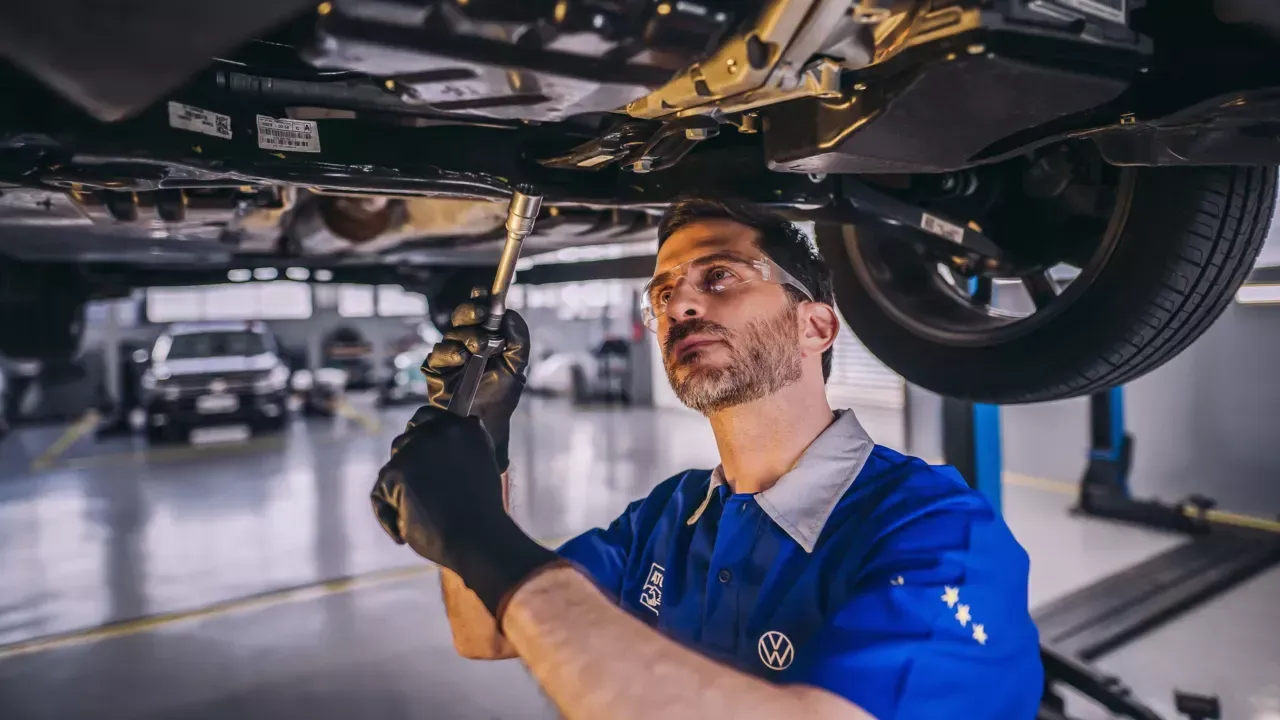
[757,631,794,671]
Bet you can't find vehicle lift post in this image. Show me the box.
[940,388,1280,720]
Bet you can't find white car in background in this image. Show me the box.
[140,322,290,443]
[289,366,349,416]
[527,339,633,405]
[378,324,443,406]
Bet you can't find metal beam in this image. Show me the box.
[517,255,655,285]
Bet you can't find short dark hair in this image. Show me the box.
[657,196,837,381]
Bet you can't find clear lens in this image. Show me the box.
[639,254,814,332]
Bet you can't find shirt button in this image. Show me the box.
[717,568,733,584]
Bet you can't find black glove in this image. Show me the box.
[371,407,561,619]
[424,294,530,472]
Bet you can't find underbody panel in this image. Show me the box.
[0,0,1278,276]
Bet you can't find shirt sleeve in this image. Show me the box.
[786,501,1044,720]
[555,498,647,599]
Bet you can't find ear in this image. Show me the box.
[798,302,839,360]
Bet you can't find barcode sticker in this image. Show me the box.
[168,102,232,140]
[256,115,321,153]
[921,213,965,244]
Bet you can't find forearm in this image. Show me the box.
[441,469,517,660]
[441,568,517,659]
[502,567,873,720]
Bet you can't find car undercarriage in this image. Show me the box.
[2,0,1279,402]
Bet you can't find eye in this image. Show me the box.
[649,285,672,308]
[704,265,741,291]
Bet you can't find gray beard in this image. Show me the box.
[665,305,804,416]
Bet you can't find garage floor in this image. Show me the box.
[0,398,1277,719]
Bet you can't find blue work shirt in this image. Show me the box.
[557,410,1043,719]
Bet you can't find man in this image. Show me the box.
[372,197,1043,719]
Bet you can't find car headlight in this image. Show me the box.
[255,365,291,394]
[290,369,314,392]
[141,366,172,395]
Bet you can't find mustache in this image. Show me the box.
[665,319,731,353]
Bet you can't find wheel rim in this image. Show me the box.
[844,144,1138,348]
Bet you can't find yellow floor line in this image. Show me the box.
[7,446,1277,661]
[34,402,387,474]
[0,565,438,662]
[0,536,570,661]
[1002,471,1078,496]
[29,409,101,471]
[50,434,286,472]
[1190,507,1280,534]
[332,398,382,434]
[997,467,1280,531]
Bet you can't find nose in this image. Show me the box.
[665,279,705,324]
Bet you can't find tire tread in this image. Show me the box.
[1022,166,1274,402]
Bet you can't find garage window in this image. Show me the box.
[376,285,427,317]
[337,284,375,318]
[146,282,311,323]
[513,279,644,321]
[825,320,905,410]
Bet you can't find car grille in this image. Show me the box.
[169,371,260,396]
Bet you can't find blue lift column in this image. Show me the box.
[941,397,1002,513]
[1074,386,1207,533]
[941,385,1279,719]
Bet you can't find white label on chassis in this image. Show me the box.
[921,212,965,244]
[168,102,232,140]
[256,115,321,153]
[1055,0,1125,25]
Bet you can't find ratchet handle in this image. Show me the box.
[446,184,539,418]
[445,333,504,417]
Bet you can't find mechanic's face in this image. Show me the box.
[652,219,805,416]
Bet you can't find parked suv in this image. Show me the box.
[141,322,290,443]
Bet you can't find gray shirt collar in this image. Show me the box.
[686,409,875,553]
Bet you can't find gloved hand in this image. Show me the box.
[371,406,562,618]
[423,293,530,472]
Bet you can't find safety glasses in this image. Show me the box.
[640,252,814,332]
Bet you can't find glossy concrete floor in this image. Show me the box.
[0,398,1277,720]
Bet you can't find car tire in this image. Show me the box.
[146,423,186,445]
[569,365,590,405]
[253,415,287,434]
[817,165,1276,403]
[145,425,167,445]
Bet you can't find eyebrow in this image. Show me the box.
[650,251,757,288]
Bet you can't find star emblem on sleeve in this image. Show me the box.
[938,586,987,644]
